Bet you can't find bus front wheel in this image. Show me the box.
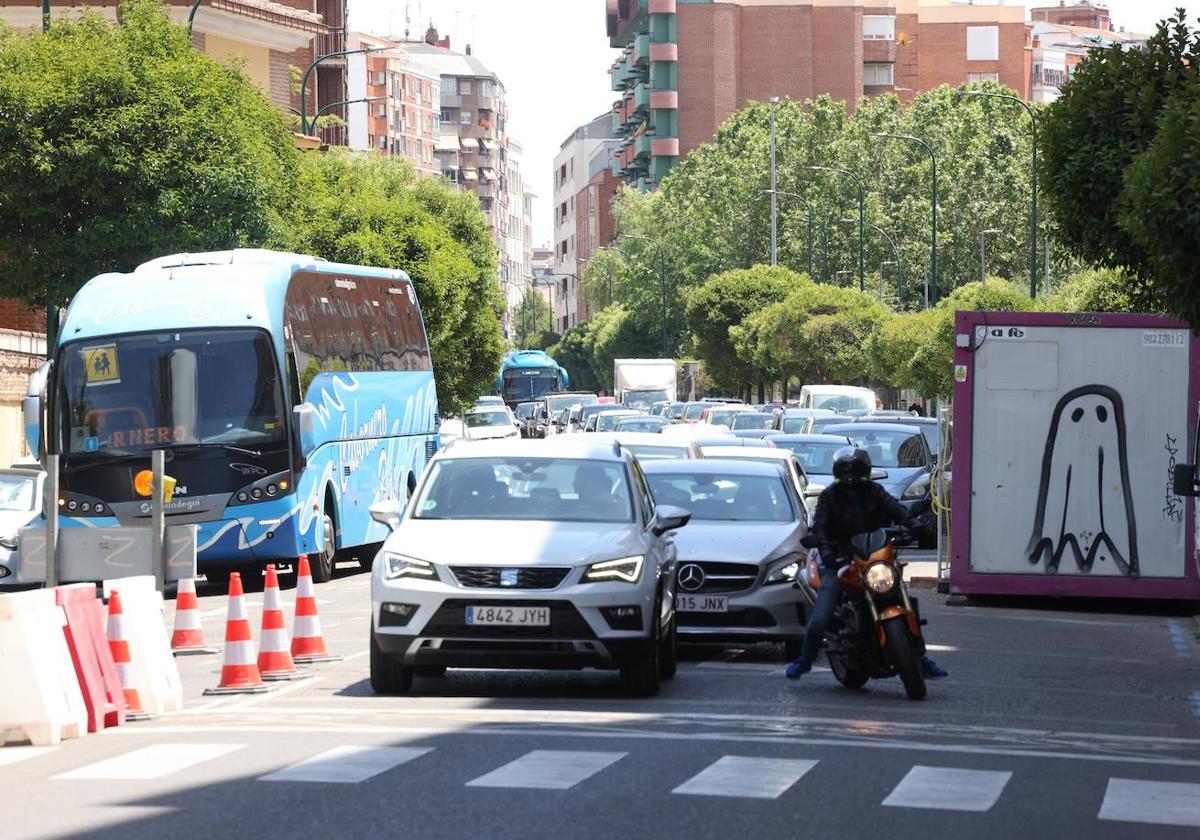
[311,508,336,583]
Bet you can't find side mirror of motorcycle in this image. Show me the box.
[800,533,820,550]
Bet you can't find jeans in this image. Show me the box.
[800,564,842,663]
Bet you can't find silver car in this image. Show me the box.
[369,439,691,697]
[641,459,809,659]
[0,467,44,586]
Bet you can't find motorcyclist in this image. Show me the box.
[785,446,948,680]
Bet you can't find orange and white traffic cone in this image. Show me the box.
[204,572,271,695]
[171,577,217,655]
[107,590,152,721]
[257,565,310,681]
[291,555,341,664]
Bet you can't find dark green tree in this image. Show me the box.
[0,0,298,306]
[511,290,555,349]
[547,324,601,394]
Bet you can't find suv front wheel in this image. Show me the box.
[370,625,413,695]
[619,607,661,697]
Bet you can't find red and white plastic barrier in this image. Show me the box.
[56,583,125,732]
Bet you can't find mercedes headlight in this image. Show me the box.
[383,553,436,581]
[765,554,801,585]
[583,555,644,583]
[902,475,931,500]
[864,562,898,594]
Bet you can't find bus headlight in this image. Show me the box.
[864,562,898,594]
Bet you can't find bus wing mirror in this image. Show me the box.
[292,404,317,458]
[23,359,52,464]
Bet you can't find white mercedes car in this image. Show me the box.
[369,439,691,696]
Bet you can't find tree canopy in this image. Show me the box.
[0,0,298,306]
[511,290,555,350]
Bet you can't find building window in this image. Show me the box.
[967,72,1000,84]
[440,108,453,123]
[460,111,472,126]
[966,26,999,61]
[458,79,472,95]
[862,15,894,41]
[441,77,456,96]
[864,62,894,86]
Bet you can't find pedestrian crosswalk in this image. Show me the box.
[7,742,1200,828]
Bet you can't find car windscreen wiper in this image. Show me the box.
[62,451,139,473]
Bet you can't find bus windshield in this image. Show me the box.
[57,328,286,456]
[502,369,559,403]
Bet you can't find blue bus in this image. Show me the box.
[495,350,568,407]
[24,249,439,583]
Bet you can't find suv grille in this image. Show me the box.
[677,561,759,593]
[423,599,595,639]
[450,566,571,590]
[678,608,777,628]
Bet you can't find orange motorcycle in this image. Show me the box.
[797,528,927,700]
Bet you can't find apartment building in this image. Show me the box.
[552,114,621,334]
[1029,3,1148,103]
[346,33,441,175]
[0,0,347,143]
[574,154,622,324]
[605,0,1030,188]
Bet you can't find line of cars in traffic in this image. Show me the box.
[369,384,948,696]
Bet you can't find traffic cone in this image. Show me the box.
[291,555,341,664]
[257,565,311,681]
[170,577,217,655]
[107,590,152,721]
[203,572,270,695]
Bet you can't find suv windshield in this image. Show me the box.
[414,457,634,522]
[647,472,794,522]
[465,410,510,428]
[57,328,285,456]
[0,474,36,511]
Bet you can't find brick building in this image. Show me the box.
[605,0,1029,188]
[1029,3,1148,103]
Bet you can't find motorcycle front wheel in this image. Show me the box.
[829,654,868,689]
[883,616,927,700]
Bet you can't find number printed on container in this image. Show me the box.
[1142,329,1187,348]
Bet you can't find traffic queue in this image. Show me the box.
[369,380,948,700]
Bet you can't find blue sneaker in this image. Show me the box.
[921,656,948,679]
[785,656,812,679]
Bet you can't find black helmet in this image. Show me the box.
[832,446,872,482]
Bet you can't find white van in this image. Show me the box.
[797,385,878,414]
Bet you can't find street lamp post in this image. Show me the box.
[769,96,780,266]
[960,89,1039,298]
[187,0,205,37]
[301,47,387,136]
[843,218,902,304]
[879,260,896,304]
[618,234,671,357]
[869,132,938,305]
[980,228,1001,286]
[805,165,865,293]
[761,189,814,277]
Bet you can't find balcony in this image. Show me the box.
[635,134,652,157]
[650,90,678,110]
[634,33,650,64]
[648,0,675,13]
[633,82,651,110]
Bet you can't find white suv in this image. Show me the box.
[368,438,691,697]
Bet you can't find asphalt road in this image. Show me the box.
[4,560,1199,840]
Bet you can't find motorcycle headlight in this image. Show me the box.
[902,475,931,500]
[864,562,898,594]
[382,553,436,581]
[765,554,802,585]
[583,555,644,583]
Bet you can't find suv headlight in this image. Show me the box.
[864,562,898,594]
[382,553,436,581]
[902,475,931,500]
[764,554,802,585]
[583,555,644,583]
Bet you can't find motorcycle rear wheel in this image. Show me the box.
[829,654,869,689]
[883,616,927,701]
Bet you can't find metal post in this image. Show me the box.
[769,97,779,267]
[152,449,166,592]
[804,165,866,292]
[44,454,58,588]
[1044,236,1051,296]
[301,47,384,136]
[187,0,204,37]
[41,0,49,31]
[980,231,986,286]
[870,133,939,305]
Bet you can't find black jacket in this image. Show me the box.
[811,480,910,566]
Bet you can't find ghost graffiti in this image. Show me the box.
[1026,385,1139,577]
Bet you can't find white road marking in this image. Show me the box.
[258,745,431,784]
[0,746,57,766]
[672,756,817,799]
[882,765,1012,812]
[466,750,625,790]
[1098,778,1200,827]
[54,743,244,780]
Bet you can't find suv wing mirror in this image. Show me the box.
[369,499,404,531]
[652,504,692,536]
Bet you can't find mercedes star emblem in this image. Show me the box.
[677,563,705,592]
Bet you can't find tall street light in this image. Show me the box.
[301,46,387,136]
[805,165,865,292]
[869,131,938,305]
[844,218,902,304]
[618,234,671,357]
[980,228,1002,286]
[762,189,814,277]
[188,0,205,37]
[41,1,57,355]
[769,96,780,266]
[959,89,1039,298]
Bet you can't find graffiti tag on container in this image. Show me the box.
[1164,433,1184,523]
